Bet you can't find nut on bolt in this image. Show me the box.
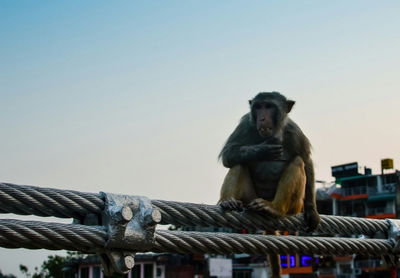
[121,206,133,222]
[144,209,161,226]
[122,255,135,271]
[115,206,133,223]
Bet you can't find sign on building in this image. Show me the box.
[209,258,232,278]
[331,162,359,178]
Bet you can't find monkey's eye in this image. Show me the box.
[253,103,262,110]
[264,103,273,109]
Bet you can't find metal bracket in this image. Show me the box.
[98,192,161,275]
[385,219,400,268]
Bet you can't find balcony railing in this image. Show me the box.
[340,183,397,197]
[368,183,396,196]
[350,210,366,218]
[341,186,367,196]
[367,207,395,216]
[355,259,383,269]
[318,267,337,275]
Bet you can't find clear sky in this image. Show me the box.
[1,1,399,276]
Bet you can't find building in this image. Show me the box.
[62,253,208,278]
[314,159,400,278]
[330,161,399,220]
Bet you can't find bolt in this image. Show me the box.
[152,209,162,224]
[144,209,161,226]
[120,206,133,222]
[123,255,135,270]
[114,206,133,224]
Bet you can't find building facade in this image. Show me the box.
[316,160,400,278]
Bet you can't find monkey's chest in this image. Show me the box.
[248,160,288,200]
[249,160,286,182]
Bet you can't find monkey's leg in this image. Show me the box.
[218,165,256,210]
[269,156,306,216]
[268,254,282,278]
[264,230,282,278]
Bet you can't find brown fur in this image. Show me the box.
[218,156,306,217]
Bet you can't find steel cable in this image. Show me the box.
[0,219,393,257]
[0,183,104,218]
[1,183,398,236]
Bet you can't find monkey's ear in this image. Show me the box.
[286,100,295,113]
[248,100,252,106]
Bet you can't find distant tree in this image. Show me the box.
[41,255,66,278]
[19,252,84,278]
[31,267,42,278]
[19,254,67,278]
[0,270,17,278]
[19,265,31,278]
[66,251,84,260]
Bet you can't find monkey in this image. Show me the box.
[218,92,320,278]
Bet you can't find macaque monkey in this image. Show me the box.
[218,92,320,278]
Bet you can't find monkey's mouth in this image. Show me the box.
[258,127,274,138]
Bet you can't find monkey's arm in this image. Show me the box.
[303,159,321,231]
[221,143,283,168]
[219,114,283,168]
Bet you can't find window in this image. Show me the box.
[339,263,352,274]
[63,270,75,278]
[156,266,163,278]
[144,264,154,278]
[233,270,252,278]
[131,265,141,278]
[80,267,89,278]
[300,255,318,267]
[92,266,101,278]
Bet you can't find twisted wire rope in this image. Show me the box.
[0,219,106,252]
[0,183,397,236]
[0,183,104,218]
[151,200,392,236]
[154,231,393,256]
[0,219,393,256]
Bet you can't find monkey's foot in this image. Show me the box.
[247,198,282,217]
[247,198,271,211]
[304,207,321,232]
[219,197,244,211]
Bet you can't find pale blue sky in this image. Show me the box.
[1,1,400,276]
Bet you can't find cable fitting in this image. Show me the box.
[98,192,161,275]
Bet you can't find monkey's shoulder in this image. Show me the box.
[283,118,303,135]
[283,118,311,157]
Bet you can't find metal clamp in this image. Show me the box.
[385,219,400,268]
[98,192,161,275]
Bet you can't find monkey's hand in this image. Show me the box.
[304,205,321,232]
[219,197,244,211]
[256,143,283,160]
[236,143,282,165]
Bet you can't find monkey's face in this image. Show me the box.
[249,92,295,141]
[252,101,278,139]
